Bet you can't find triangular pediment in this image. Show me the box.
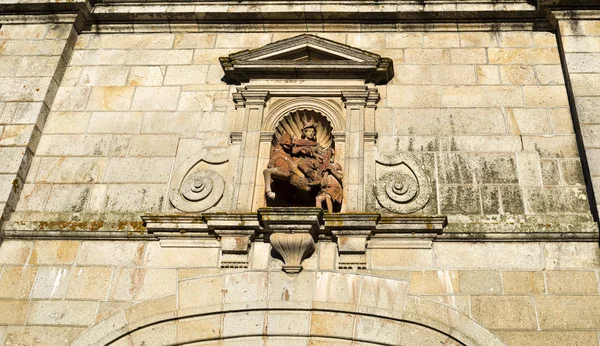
[220,34,394,84]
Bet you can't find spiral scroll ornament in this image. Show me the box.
[374,162,431,214]
[169,149,229,213]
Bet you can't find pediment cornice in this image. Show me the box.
[219,34,394,85]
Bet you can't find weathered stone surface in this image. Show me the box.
[471,296,537,330]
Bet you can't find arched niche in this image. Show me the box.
[263,97,345,133]
[71,272,507,346]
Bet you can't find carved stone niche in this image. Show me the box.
[374,154,432,214]
[169,149,230,212]
[263,109,344,212]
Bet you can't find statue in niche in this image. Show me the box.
[263,111,343,212]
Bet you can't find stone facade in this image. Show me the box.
[0,0,600,345]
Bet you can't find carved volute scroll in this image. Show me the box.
[263,110,343,212]
[169,149,229,212]
[375,154,431,214]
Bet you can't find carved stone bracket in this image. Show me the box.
[204,213,259,268]
[258,207,322,273]
[324,213,379,269]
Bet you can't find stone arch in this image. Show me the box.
[263,97,345,132]
[71,271,507,346]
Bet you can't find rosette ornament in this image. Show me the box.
[374,155,431,214]
[169,149,229,212]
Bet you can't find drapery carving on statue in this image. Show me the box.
[263,110,343,212]
[169,149,228,212]
[374,154,431,214]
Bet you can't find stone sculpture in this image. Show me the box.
[263,112,343,212]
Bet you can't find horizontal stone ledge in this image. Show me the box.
[436,231,599,242]
[1,229,155,240]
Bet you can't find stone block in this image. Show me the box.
[310,312,355,338]
[522,135,579,158]
[0,147,26,174]
[104,183,166,213]
[516,152,542,186]
[179,275,223,309]
[533,32,558,48]
[0,266,37,298]
[434,243,542,270]
[16,184,51,211]
[3,326,85,346]
[222,311,265,338]
[266,312,311,335]
[582,124,600,148]
[500,185,525,214]
[126,50,194,65]
[0,56,21,77]
[409,270,459,294]
[544,243,600,270]
[0,40,66,56]
[560,159,585,185]
[523,86,569,107]
[387,85,441,107]
[37,134,111,156]
[346,33,385,49]
[268,271,315,304]
[127,66,164,86]
[534,65,564,85]
[404,49,450,64]
[89,33,175,49]
[178,91,221,112]
[391,65,431,85]
[550,108,574,134]
[507,108,551,135]
[224,272,268,305]
[565,53,600,73]
[524,187,589,213]
[502,271,545,294]
[35,157,107,183]
[43,111,90,134]
[128,135,178,156]
[0,241,33,265]
[476,65,500,84]
[141,112,199,137]
[385,32,423,48]
[424,32,460,48]
[193,48,234,64]
[0,124,34,146]
[471,296,537,330]
[130,321,177,346]
[459,270,502,294]
[540,159,560,185]
[500,65,536,84]
[450,48,487,64]
[355,316,400,345]
[164,65,208,85]
[44,184,91,212]
[28,301,97,326]
[496,331,598,346]
[143,242,219,267]
[561,36,600,53]
[370,248,433,269]
[536,295,600,329]
[66,266,112,299]
[76,241,145,266]
[571,74,600,97]
[30,266,72,299]
[78,66,130,86]
[459,32,498,47]
[49,86,92,111]
[131,87,180,111]
[173,33,217,48]
[498,32,533,47]
[103,157,173,183]
[0,77,53,102]
[86,86,135,111]
[438,185,481,214]
[441,85,523,107]
[177,316,221,344]
[215,33,272,48]
[0,300,29,324]
[16,56,61,77]
[438,153,518,184]
[70,50,129,66]
[545,270,598,294]
[488,48,560,64]
[431,65,476,85]
[88,111,142,134]
[110,268,177,301]
[124,295,175,328]
[0,24,48,39]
